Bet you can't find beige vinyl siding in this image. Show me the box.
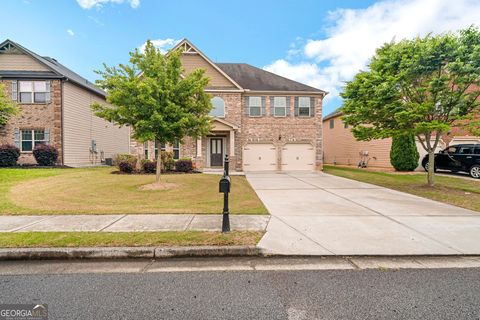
[63,82,129,166]
[0,53,50,71]
[180,54,236,88]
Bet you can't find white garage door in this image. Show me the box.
[450,137,480,145]
[243,144,277,171]
[282,144,315,171]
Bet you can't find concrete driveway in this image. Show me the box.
[247,172,480,255]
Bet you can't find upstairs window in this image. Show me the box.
[210,97,225,118]
[298,97,311,116]
[329,119,335,129]
[248,96,262,117]
[273,97,287,117]
[18,81,50,104]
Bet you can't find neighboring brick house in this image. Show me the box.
[0,39,130,166]
[323,110,479,170]
[134,39,327,172]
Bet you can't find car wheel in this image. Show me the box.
[470,165,480,179]
[424,162,436,173]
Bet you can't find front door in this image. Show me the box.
[210,138,223,167]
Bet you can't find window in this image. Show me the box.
[173,140,180,160]
[20,129,46,152]
[474,147,480,155]
[154,140,166,159]
[210,97,225,118]
[458,146,473,154]
[18,81,50,104]
[446,146,458,154]
[329,119,335,129]
[144,142,149,159]
[273,97,287,117]
[248,97,262,117]
[298,97,311,116]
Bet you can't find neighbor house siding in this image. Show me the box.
[63,82,129,166]
[180,54,236,89]
[0,53,50,71]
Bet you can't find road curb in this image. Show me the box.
[0,246,261,260]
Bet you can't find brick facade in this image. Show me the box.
[0,79,62,165]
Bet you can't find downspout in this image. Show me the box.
[61,79,65,166]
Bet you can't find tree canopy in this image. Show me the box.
[92,40,212,182]
[341,26,480,185]
[0,83,19,127]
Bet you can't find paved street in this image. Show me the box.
[249,172,480,255]
[0,258,479,320]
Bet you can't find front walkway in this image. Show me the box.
[248,172,480,255]
[0,215,269,232]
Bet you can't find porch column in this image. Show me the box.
[196,138,202,157]
[229,130,235,156]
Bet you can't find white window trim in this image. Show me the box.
[298,97,311,117]
[18,81,49,104]
[248,97,262,117]
[273,97,287,118]
[20,129,46,153]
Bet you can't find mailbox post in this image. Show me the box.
[219,155,231,233]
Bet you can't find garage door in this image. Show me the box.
[450,138,480,145]
[282,143,314,171]
[243,144,277,171]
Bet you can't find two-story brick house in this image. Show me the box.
[0,39,130,166]
[135,39,327,172]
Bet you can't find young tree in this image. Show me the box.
[0,83,19,127]
[92,41,212,184]
[341,27,480,186]
[390,133,419,171]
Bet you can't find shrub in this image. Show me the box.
[141,159,157,173]
[0,144,20,167]
[114,153,137,170]
[118,161,134,173]
[161,151,175,171]
[175,158,193,172]
[390,133,420,171]
[33,144,58,166]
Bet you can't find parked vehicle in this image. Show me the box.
[422,144,480,179]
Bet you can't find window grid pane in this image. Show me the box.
[34,130,45,141]
[249,106,261,116]
[299,107,310,116]
[20,92,32,103]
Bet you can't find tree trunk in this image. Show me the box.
[155,140,162,184]
[427,149,435,187]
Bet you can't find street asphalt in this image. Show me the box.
[0,258,479,319]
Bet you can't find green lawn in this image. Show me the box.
[0,167,268,215]
[323,165,480,212]
[0,231,263,248]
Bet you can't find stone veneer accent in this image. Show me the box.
[0,79,62,165]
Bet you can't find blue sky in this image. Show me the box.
[1,0,478,115]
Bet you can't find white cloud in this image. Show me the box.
[76,0,139,9]
[140,38,181,54]
[264,0,480,110]
[67,29,75,36]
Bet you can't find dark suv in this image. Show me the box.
[422,144,480,179]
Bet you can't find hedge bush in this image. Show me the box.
[175,158,193,172]
[33,144,58,166]
[390,133,419,171]
[114,153,137,170]
[0,144,20,167]
[141,160,156,173]
[118,161,134,173]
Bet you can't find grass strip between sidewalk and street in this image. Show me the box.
[0,231,264,248]
[323,165,480,212]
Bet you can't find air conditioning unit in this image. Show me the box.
[105,158,113,166]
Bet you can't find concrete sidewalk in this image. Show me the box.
[249,172,480,256]
[0,214,270,232]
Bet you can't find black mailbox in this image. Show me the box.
[219,176,231,193]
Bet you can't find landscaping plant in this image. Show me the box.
[342,27,480,186]
[33,144,58,166]
[0,144,20,167]
[118,161,134,173]
[92,41,212,184]
[113,153,137,169]
[161,151,175,171]
[0,83,19,127]
[390,133,419,171]
[141,159,156,173]
[175,158,193,172]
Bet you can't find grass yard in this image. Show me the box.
[0,167,268,215]
[0,231,263,248]
[324,165,480,212]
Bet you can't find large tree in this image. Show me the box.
[0,83,19,127]
[341,27,480,186]
[92,41,212,183]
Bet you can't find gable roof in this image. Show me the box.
[171,39,243,90]
[0,39,106,97]
[216,63,326,94]
[323,108,343,121]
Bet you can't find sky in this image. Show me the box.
[1,0,479,115]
